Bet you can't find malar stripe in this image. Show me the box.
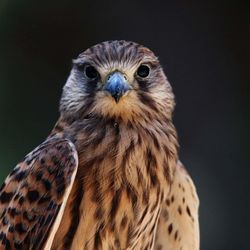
[85,82,98,95]
[137,80,149,92]
[138,92,158,112]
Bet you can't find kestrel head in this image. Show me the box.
[60,40,175,124]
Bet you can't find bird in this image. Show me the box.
[0,40,199,250]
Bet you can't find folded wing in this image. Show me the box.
[0,136,78,250]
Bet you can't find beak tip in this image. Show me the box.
[113,94,121,103]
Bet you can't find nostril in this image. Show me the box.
[107,72,127,82]
[116,85,121,92]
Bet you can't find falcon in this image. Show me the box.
[0,40,199,250]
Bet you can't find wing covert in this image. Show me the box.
[0,136,78,250]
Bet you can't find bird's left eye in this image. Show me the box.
[136,65,150,78]
[85,65,99,80]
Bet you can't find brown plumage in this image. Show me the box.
[0,40,199,250]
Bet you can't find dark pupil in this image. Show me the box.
[137,65,150,78]
[85,66,98,79]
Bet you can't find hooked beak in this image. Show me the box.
[104,72,131,102]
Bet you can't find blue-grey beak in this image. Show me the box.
[104,72,131,102]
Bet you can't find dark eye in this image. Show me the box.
[85,65,99,79]
[137,65,150,78]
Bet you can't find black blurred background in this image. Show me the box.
[0,0,249,249]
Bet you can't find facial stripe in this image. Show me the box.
[138,92,159,112]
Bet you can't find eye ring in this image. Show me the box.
[136,64,150,78]
[84,65,99,80]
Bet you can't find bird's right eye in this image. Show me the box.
[84,65,99,80]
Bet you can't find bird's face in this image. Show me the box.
[60,41,175,123]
